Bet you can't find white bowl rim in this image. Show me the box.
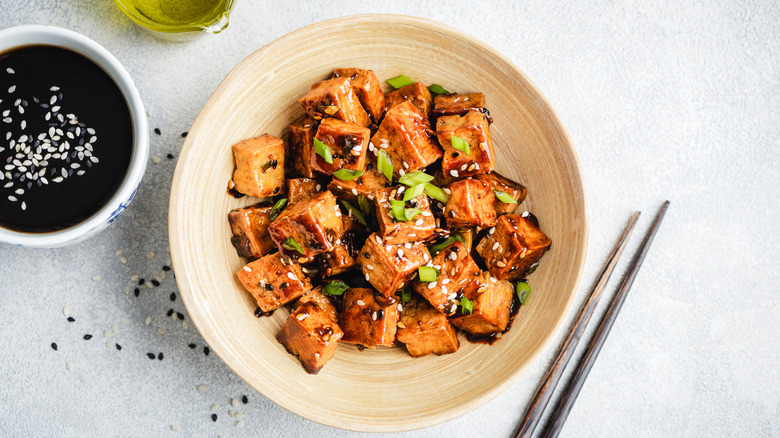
[0,24,148,248]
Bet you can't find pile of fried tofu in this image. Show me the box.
[227,68,551,374]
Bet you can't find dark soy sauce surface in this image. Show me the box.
[0,45,132,233]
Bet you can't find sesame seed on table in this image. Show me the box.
[0,2,776,438]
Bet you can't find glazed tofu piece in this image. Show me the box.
[374,186,436,244]
[333,68,385,123]
[317,216,367,277]
[287,177,327,206]
[444,179,497,229]
[450,272,513,335]
[436,111,495,178]
[476,214,552,281]
[237,252,312,312]
[298,77,371,127]
[396,294,459,357]
[384,82,433,122]
[287,117,317,178]
[370,101,442,179]
[412,241,484,314]
[277,302,343,374]
[359,233,431,297]
[311,118,371,175]
[227,203,276,260]
[475,172,528,216]
[432,92,492,123]
[294,286,339,323]
[268,191,344,259]
[327,163,390,203]
[231,134,285,198]
[341,287,400,348]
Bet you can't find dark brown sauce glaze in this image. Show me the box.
[226,179,245,198]
[0,45,132,233]
[254,306,274,318]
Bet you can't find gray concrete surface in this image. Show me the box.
[0,1,778,436]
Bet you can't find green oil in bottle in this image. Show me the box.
[115,0,233,36]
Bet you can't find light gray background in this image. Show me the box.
[1,1,778,437]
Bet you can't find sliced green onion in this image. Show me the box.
[333,168,363,181]
[268,198,288,221]
[424,183,449,203]
[400,287,412,303]
[399,171,435,187]
[460,296,474,315]
[494,190,517,204]
[282,237,304,254]
[314,137,333,164]
[402,183,426,201]
[418,266,439,282]
[428,84,451,95]
[516,281,532,305]
[357,194,371,215]
[429,235,465,255]
[404,208,421,221]
[323,280,350,296]
[390,199,406,222]
[261,159,278,171]
[377,149,393,182]
[387,74,414,89]
[341,200,368,227]
[450,135,470,155]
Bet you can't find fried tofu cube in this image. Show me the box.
[437,111,495,178]
[385,82,433,122]
[412,241,485,314]
[370,101,442,178]
[299,77,370,127]
[231,135,285,198]
[475,172,527,216]
[268,191,343,258]
[311,118,371,175]
[237,252,312,312]
[317,216,367,277]
[287,177,327,205]
[287,117,317,178]
[374,186,436,244]
[327,163,391,203]
[476,214,552,281]
[277,302,343,374]
[444,179,497,229]
[359,233,431,297]
[432,92,492,123]
[228,203,276,259]
[294,286,339,323]
[450,272,514,335]
[340,287,399,348]
[333,68,385,123]
[396,294,459,357]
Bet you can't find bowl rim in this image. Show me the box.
[0,24,149,248]
[170,13,589,431]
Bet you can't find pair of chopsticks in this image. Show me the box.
[513,200,670,438]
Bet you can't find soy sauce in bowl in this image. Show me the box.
[0,45,133,233]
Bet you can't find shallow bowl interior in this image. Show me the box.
[169,14,587,432]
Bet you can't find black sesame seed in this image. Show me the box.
[452,152,460,158]
[116,344,122,351]
[242,395,248,404]
[448,210,455,218]
[162,265,171,271]
[151,279,160,287]
[166,153,174,159]
[273,187,280,194]
[154,127,161,135]
[170,293,176,301]
[167,309,174,317]
[188,343,196,349]
[147,353,156,359]
[83,334,92,340]
[362,252,371,258]
[264,283,274,291]
[138,278,145,285]
[271,159,278,169]
[211,414,217,422]
[280,282,289,289]
[67,317,75,322]
[51,342,58,351]
[177,312,184,320]
[134,288,140,297]
[158,352,163,360]
[181,131,188,137]
[203,346,210,356]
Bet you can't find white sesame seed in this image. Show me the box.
[442,285,448,295]
[49,95,56,104]
[415,218,424,226]
[397,303,403,312]
[7,195,17,202]
[422,211,431,216]
[287,272,296,280]
[365,272,370,281]
[489,227,496,234]
[450,170,459,177]
[315,184,321,191]
[522,211,530,217]
[460,164,467,171]
[490,276,497,283]
[356,299,365,306]
[334,211,341,217]
[157,327,165,335]
[243,266,251,272]
[235,420,245,428]
[450,251,458,260]
[427,281,437,289]
[92,275,102,282]
[152,156,161,164]
[402,161,409,169]
[197,385,208,392]
[375,235,382,244]
[66,362,73,371]
[423,253,429,261]
[399,169,405,176]
[8,85,15,93]
[366,264,374,270]
[372,311,377,321]
[404,242,411,249]
[6,68,13,74]
[50,86,60,91]
[351,188,358,196]
[296,313,306,321]
[397,249,404,258]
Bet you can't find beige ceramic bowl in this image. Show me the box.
[169,14,588,432]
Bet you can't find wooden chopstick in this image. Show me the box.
[512,211,641,438]
[539,200,670,438]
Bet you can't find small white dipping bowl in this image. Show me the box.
[0,25,148,248]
